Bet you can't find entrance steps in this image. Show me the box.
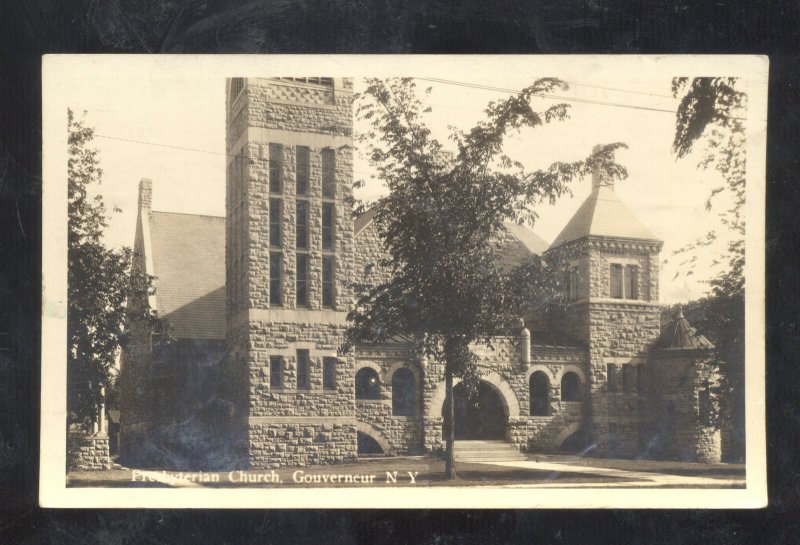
[454,440,527,462]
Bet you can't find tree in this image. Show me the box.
[344,78,627,478]
[67,110,169,428]
[671,78,747,460]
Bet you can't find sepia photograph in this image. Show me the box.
[40,55,767,508]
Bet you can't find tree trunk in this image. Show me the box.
[444,368,457,480]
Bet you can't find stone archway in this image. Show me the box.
[429,372,521,418]
[431,373,520,442]
[356,421,392,454]
[445,381,508,440]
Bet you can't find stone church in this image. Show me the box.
[120,77,728,469]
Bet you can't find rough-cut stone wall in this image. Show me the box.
[249,422,357,468]
[650,351,722,463]
[247,321,354,417]
[68,434,111,471]
[226,78,357,468]
[356,400,424,455]
[247,78,352,135]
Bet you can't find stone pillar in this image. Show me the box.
[99,386,107,434]
[520,319,530,365]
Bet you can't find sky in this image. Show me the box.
[64,68,738,304]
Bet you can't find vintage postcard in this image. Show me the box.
[41,55,767,508]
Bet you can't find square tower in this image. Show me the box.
[225,77,358,468]
[547,163,663,458]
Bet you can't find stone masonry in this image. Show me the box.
[67,433,111,471]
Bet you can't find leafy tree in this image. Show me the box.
[67,110,169,429]
[671,78,746,460]
[344,78,627,478]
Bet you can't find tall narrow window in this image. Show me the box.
[610,264,623,298]
[561,372,581,401]
[296,200,308,249]
[322,148,336,197]
[698,387,711,419]
[269,252,282,306]
[391,368,416,416]
[269,144,283,193]
[322,255,334,308]
[296,349,310,390]
[323,358,337,390]
[529,371,550,416]
[622,364,631,392]
[269,199,282,247]
[569,266,579,302]
[296,254,308,306]
[626,265,639,299]
[322,203,335,250]
[269,356,283,389]
[296,146,309,195]
[635,364,644,393]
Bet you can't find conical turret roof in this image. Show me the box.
[658,307,715,350]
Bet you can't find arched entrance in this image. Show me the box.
[442,381,509,440]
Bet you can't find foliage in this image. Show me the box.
[345,78,627,477]
[671,77,746,294]
[670,78,747,460]
[67,110,170,428]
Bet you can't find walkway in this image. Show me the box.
[479,459,745,488]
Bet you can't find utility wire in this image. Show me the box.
[415,77,681,115]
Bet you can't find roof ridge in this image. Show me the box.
[150,210,225,219]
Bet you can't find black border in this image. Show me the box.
[2,1,799,542]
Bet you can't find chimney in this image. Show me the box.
[591,144,614,191]
[138,178,153,210]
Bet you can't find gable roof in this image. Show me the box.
[148,211,226,340]
[549,186,658,249]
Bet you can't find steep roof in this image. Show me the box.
[503,222,549,255]
[148,211,226,340]
[658,308,714,350]
[549,186,658,249]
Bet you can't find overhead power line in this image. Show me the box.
[415,77,681,116]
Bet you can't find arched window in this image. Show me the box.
[529,371,549,416]
[391,368,416,416]
[355,367,381,400]
[561,372,582,402]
